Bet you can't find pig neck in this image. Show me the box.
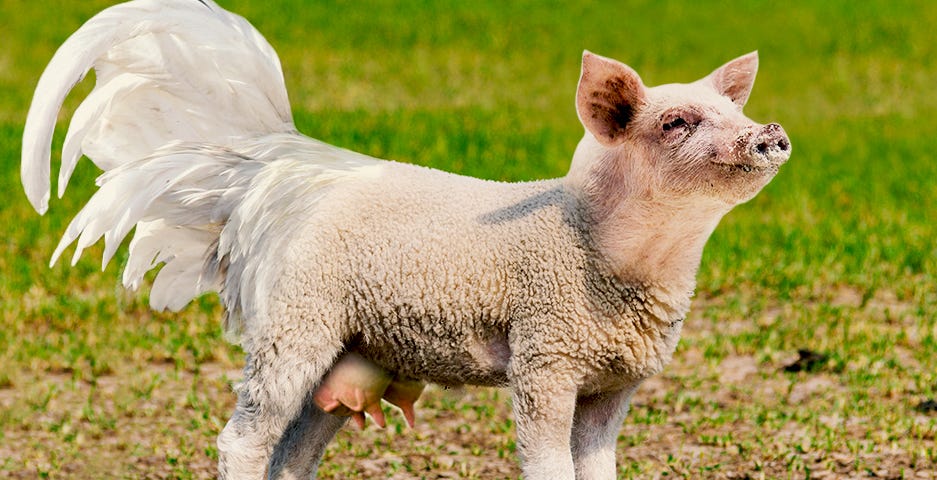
[566,135,732,323]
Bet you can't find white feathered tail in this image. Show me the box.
[22,0,380,339]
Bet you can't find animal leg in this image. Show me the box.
[217,337,342,480]
[267,395,347,480]
[571,386,637,480]
[510,372,578,479]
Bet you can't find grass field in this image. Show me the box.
[1,0,936,478]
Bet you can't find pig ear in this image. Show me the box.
[576,51,647,147]
[705,51,759,107]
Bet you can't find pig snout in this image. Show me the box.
[748,123,791,166]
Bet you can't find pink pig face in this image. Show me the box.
[576,51,790,206]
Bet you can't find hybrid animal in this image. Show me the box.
[22,0,791,478]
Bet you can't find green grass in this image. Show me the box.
[1,0,936,478]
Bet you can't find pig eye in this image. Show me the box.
[661,110,702,138]
[662,117,687,132]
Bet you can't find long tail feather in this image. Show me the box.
[21,0,295,315]
[21,0,383,338]
[22,0,293,214]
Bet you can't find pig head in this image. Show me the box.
[567,51,791,310]
[573,51,790,207]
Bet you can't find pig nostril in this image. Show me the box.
[756,142,768,154]
[778,139,789,151]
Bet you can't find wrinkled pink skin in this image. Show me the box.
[312,352,425,429]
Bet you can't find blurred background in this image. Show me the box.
[1,0,934,478]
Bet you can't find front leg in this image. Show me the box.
[571,385,638,480]
[511,371,579,479]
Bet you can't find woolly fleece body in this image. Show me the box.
[22,0,791,478]
[274,163,679,390]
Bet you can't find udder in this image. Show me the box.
[312,336,511,428]
[313,352,424,429]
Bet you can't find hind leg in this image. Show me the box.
[217,333,343,480]
[267,395,347,480]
